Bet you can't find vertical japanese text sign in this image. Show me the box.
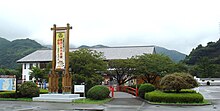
[56,31,66,70]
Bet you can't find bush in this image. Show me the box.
[145,90,204,103]
[0,91,16,98]
[160,72,198,93]
[87,85,110,100]
[18,82,40,98]
[138,83,155,98]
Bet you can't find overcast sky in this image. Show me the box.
[1,0,220,54]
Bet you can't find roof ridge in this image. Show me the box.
[70,45,155,50]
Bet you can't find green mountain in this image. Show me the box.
[0,37,11,50]
[0,37,44,68]
[154,46,186,62]
[184,38,220,65]
[78,45,91,48]
[78,45,186,62]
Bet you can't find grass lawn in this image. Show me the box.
[73,98,113,104]
[40,89,49,94]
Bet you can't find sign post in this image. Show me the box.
[49,23,72,93]
[0,75,16,91]
[74,85,85,102]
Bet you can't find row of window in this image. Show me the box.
[24,63,47,69]
[23,75,32,81]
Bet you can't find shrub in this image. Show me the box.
[138,83,155,98]
[160,72,198,93]
[18,82,40,98]
[87,85,110,100]
[0,91,16,98]
[145,90,204,103]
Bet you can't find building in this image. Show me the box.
[17,46,156,82]
[194,76,220,86]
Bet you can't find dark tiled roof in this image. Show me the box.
[17,46,155,63]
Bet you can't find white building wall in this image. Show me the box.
[194,76,220,85]
[22,63,38,82]
[22,63,30,82]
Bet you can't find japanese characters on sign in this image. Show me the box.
[56,31,66,70]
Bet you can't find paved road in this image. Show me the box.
[0,101,104,111]
[0,86,220,111]
[197,86,220,100]
[105,92,144,111]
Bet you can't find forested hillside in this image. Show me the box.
[184,38,220,65]
[154,46,186,62]
[0,37,44,68]
[184,38,220,77]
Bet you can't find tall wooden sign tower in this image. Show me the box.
[49,23,72,93]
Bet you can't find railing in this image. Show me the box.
[108,86,114,97]
[116,86,138,97]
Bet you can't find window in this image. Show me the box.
[24,75,26,81]
[40,63,47,69]
[29,63,33,69]
[36,63,39,68]
[29,76,32,81]
[24,64,26,69]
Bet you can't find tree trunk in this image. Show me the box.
[176,89,181,93]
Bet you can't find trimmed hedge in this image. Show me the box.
[0,91,16,98]
[0,88,47,98]
[145,90,204,103]
[164,89,197,93]
[87,85,110,100]
[138,83,155,98]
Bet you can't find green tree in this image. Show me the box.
[184,38,220,66]
[190,57,216,78]
[29,65,50,81]
[171,62,188,73]
[69,48,107,90]
[0,68,20,78]
[108,58,137,86]
[135,54,175,84]
[30,67,44,81]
